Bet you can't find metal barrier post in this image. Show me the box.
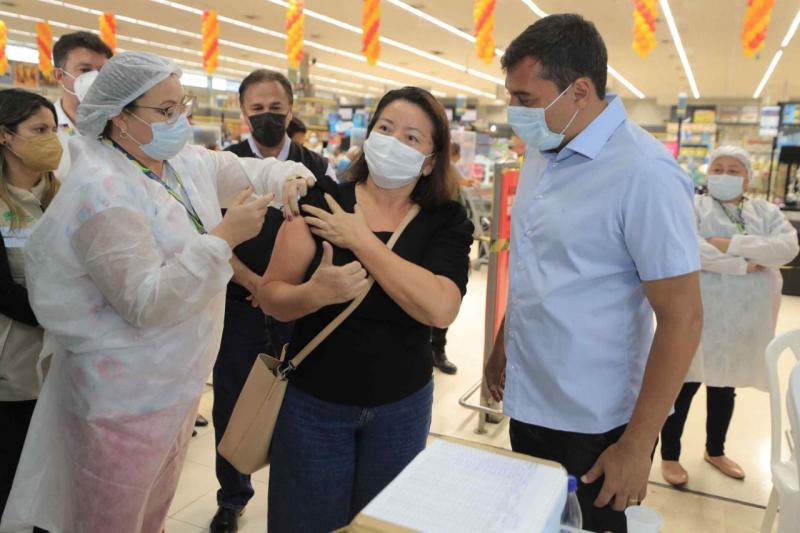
[457,162,520,434]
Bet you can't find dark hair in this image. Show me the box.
[53,31,113,69]
[450,142,461,157]
[501,14,607,99]
[0,89,60,228]
[287,116,307,136]
[238,69,294,106]
[346,87,457,209]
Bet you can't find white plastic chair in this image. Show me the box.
[761,329,800,533]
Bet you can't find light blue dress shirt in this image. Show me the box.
[504,95,700,434]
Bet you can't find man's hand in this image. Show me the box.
[581,437,652,511]
[483,319,506,402]
[484,350,506,402]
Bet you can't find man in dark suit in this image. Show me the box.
[210,69,337,533]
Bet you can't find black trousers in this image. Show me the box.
[431,327,447,353]
[0,399,37,519]
[509,419,631,533]
[212,298,270,511]
[660,382,735,460]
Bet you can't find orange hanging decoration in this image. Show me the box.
[473,0,495,64]
[202,10,219,75]
[36,21,53,77]
[632,0,657,58]
[0,21,7,77]
[286,0,304,69]
[741,0,775,57]
[362,0,380,66]
[99,13,116,53]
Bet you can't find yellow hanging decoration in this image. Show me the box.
[741,0,775,57]
[99,13,116,53]
[202,10,219,75]
[362,0,380,66]
[632,0,658,58]
[0,21,7,77]
[473,0,495,64]
[286,0,304,69]
[36,21,53,77]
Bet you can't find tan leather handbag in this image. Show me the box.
[218,204,421,474]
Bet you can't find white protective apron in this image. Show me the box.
[0,136,284,533]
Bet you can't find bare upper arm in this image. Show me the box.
[264,216,317,285]
[642,271,702,319]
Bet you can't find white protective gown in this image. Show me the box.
[0,135,306,533]
[687,195,799,391]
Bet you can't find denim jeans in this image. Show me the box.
[268,379,433,533]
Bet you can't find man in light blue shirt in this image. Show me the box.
[484,14,703,532]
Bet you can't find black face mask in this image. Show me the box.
[249,111,287,148]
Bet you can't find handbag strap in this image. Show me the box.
[282,202,421,373]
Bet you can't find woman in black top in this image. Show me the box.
[260,87,472,533]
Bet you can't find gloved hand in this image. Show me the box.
[273,161,316,220]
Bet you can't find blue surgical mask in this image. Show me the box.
[507,84,579,151]
[707,174,745,202]
[128,112,192,161]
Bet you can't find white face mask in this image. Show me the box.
[707,174,745,202]
[363,132,431,190]
[61,70,99,103]
[507,83,579,152]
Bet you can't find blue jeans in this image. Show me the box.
[268,380,433,533]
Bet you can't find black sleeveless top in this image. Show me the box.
[287,181,473,406]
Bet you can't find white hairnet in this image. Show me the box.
[709,145,753,180]
[76,51,182,137]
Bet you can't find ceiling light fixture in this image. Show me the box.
[261,0,504,86]
[753,50,783,99]
[34,0,483,99]
[782,10,800,47]
[519,0,547,18]
[518,0,646,99]
[150,0,494,97]
[752,8,800,98]
[659,0,700,98]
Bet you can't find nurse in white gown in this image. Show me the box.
[659,146,799,487]
[0,52,315,533]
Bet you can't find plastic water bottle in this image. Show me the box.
[560,475,583,531]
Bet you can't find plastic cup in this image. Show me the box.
[625,506,663,533]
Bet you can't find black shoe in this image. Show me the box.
[195,414,209,427]
[433,350,457,375]
[210,507,243,533]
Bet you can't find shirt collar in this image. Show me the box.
[247,134,291,161]
[558,94,626,161]
[55,99,76,130]
[7,177,47,204]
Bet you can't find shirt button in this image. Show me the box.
[535,194,544,200]
[526,229,533,237]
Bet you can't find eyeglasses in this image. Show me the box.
[132,95,193,125]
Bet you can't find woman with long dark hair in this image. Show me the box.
[260,86,474,532]
[0,89,61,518]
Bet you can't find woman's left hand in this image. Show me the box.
[303,194,374,251]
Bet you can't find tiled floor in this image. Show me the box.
[166,268,798,532]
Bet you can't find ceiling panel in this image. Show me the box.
[1,0,800,104]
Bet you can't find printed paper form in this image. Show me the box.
[360,439,567,533]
